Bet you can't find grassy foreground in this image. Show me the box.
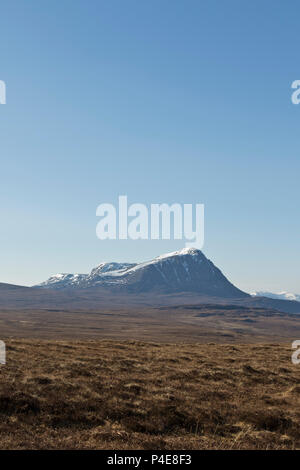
[0,339,299,449]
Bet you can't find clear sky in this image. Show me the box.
[0,0,299,293]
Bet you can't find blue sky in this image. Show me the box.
[0,0,299,292]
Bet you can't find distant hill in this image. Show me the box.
[0,282,29,290]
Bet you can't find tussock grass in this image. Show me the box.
[0,339,299,449]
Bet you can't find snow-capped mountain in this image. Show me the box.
[252,291,300,302]
[35,247,249,298]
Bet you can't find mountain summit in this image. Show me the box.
[36,248,249,299]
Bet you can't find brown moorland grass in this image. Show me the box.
[0,338,299,449]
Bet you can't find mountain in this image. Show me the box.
[36,247,249,299]
[252,291,300,302]
[37,262,136,289]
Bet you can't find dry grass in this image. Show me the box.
[0,339,299,449]
[1,306,300,343]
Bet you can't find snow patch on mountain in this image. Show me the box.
[251,291,300,302]
[155,247,200,260]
